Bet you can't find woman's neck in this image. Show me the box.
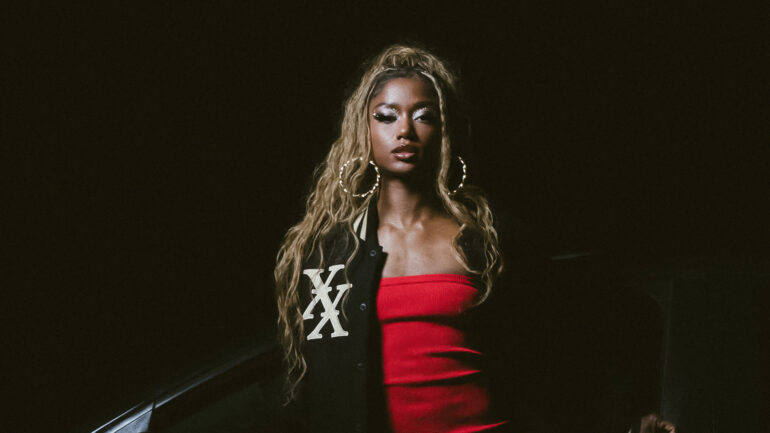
[376,177,441,230]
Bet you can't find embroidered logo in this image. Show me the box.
[302,264,351,340]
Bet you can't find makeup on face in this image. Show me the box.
[368,77,441,176]
[372,104,439,125]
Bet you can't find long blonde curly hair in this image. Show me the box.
[274,44,503,402]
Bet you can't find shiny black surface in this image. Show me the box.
[91,341,281,433]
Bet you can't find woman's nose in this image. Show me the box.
[396,116,415,141]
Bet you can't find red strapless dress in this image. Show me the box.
[377,274,507,433]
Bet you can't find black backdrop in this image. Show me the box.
[4,3,767,432]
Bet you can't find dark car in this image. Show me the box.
[90,340,283,433]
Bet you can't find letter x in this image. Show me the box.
[302,264,351,340]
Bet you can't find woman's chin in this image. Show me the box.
[382,163,420,177]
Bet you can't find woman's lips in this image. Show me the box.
[394,151,416,161]
[392,145,417,162]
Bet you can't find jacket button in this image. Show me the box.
[356,361,364,370]
[359,302,367,311]
[354,422,363,432]
[369,249,377,257]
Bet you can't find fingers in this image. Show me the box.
[657,419,676,433]
[640,413,677,433]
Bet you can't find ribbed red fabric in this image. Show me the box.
[377,274,507,433]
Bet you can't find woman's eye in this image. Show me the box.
[415,111,437,123]
[373,112,396,123]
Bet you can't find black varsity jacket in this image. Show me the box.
[295,200,386,433]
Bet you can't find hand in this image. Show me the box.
[640,413,676,433]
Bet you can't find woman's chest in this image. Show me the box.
[377,226,466,278]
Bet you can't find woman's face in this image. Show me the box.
[368,76,441,178]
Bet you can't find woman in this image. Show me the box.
[274,44,506,433]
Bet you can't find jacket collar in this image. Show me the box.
[352,197,381,247]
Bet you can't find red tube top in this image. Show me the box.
[377,274,507,433]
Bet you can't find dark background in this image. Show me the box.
[4,2,767,432]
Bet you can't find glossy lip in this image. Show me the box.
[392,144,418,162]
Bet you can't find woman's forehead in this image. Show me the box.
[369,77,438,107]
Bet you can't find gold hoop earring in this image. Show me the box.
[338,157,381,198]
[449,156,467,195]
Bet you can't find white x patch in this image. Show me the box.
[302,264,351,340]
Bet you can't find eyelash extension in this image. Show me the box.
[415,112,437,122]
[372,109,437,123]
[372,112,396,122]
